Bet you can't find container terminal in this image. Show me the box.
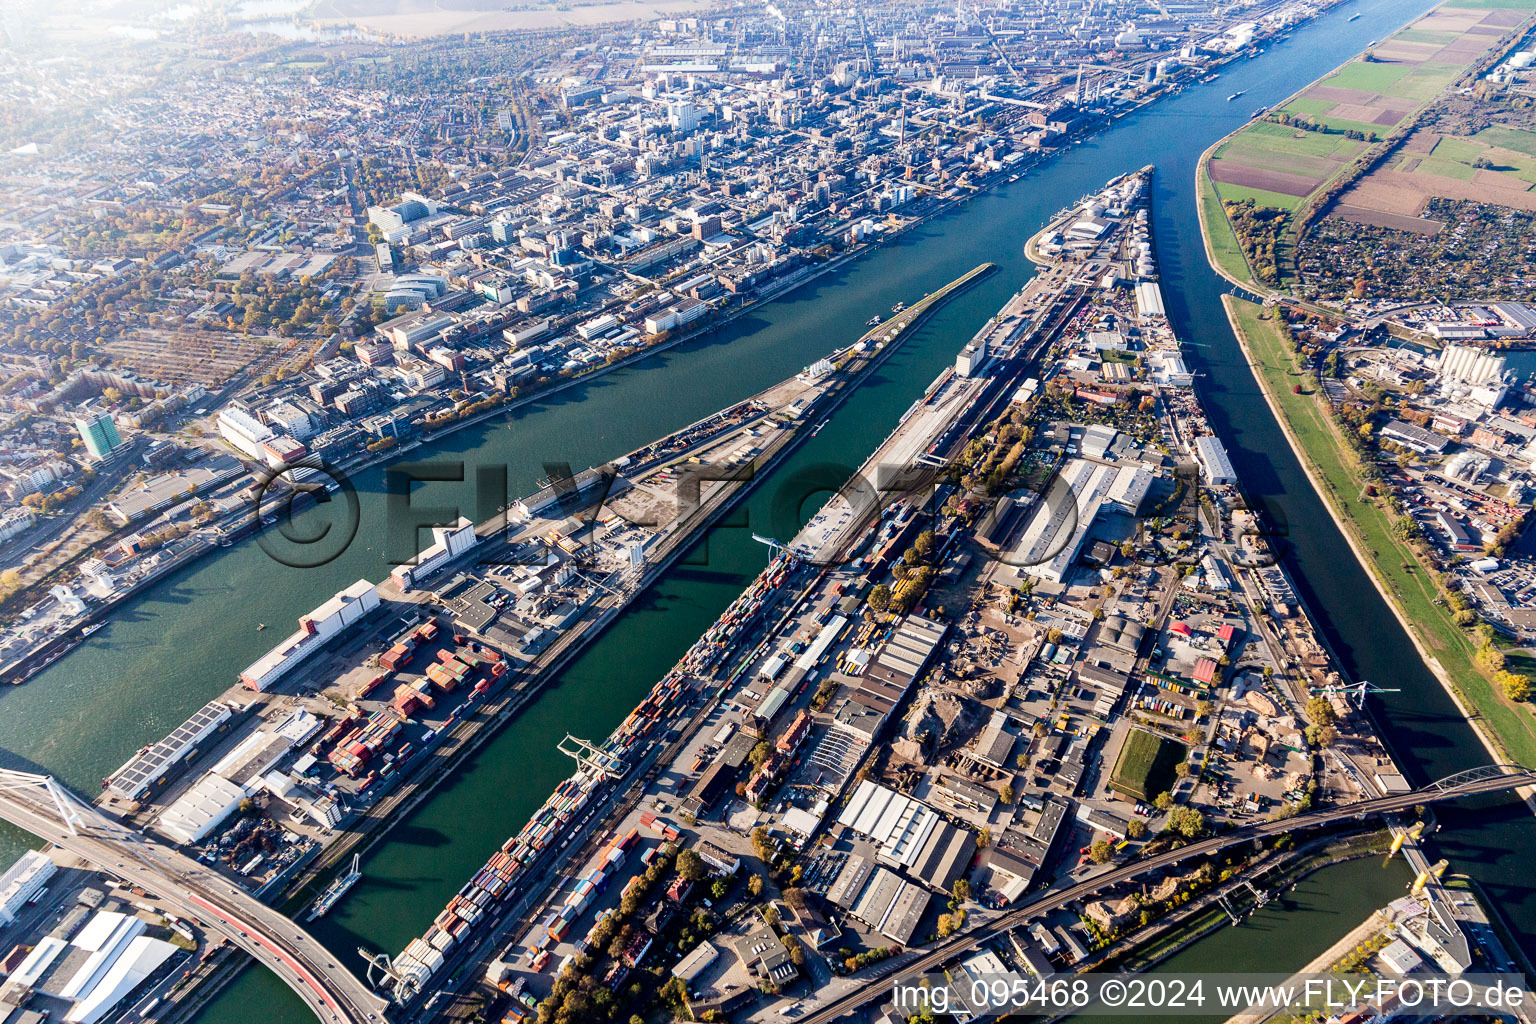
[0,268,992,1024]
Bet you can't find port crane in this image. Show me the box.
[1308,678,1401,709]
[557,734,628,780]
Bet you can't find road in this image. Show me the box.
[0,773,389,1024]
[797,766,1536,1024]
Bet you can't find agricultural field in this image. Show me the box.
[1328,125,1536,233]
[1203,0,1533,288]
[1108,728,1186,801]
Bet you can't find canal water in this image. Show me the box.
[1089,856,1417,1024]
[5,0,1531,1018]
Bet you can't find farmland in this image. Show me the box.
[1108,728,1186,802]
[1200,0,1534,290]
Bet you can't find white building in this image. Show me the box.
[239,579,380,691]
[155,773,248,845]
[217,406,275,460]
[390,517,480,592]
[1010,460,1150,582]
[667,101,701,133]
[0,850,56,926]
[1194,435,1238,486]
[0,505,36,544]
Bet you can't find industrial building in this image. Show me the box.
[836,780,977,893]
[239,580,380,690]
[155,773,248,845]
[106,700,235,801]
[1194,435,1238,486]
[0,850,56,926]
[1010,459,1151,582]
[390,517,480,592]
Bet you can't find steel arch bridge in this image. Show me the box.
[1424,764,1536,793]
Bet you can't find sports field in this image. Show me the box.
[1108,728,1186,802]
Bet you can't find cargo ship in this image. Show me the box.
[306,854,361,921]
[1348,12,1361,20]
[1227,90,1245,101]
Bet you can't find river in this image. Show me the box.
[5,0,1530,1019]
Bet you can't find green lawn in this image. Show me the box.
[1431,135,1484,163]
[1476,125,1536,157]
[1224,297,1536,768]
[1280,97,1336,117]
[1199,168,1254,282]
[1208,182,1308,211]
[1325,61,1413,94]
[1417,154,1478,180]
[1311,113,1395,137]
[1420,134,1536,184]
[1231,128,1364,161]
[1393,65,1463,101]
[1110,728,1186,801]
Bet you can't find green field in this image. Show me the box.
[1109,729,1187,801]
[1230,125,1365,160]
[1476,125,1536,157]
[1430,135,1484,163]
[1416,154,1478,179]
[1414,133,1536,183]
[1208,182,1308,211]
[1199,168,1254,282]
[1325,61,1414,93]
[1393,64,1463,101]
[1224,297,1536,768]
[1279,97,1336,117]
[1395,28,1462,44]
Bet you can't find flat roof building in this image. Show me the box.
[1194,435,1238,486]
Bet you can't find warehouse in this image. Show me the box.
[155,773,248,845]
[240,579,380,691]
[105,700,235,800]
[835,780,976,893]
[1194,435,1238,487]
[1010,460,1149,582]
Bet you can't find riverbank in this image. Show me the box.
[1220,294,1536,791]
[277,262,992,900]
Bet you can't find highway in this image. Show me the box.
[0,771,390,1024]
[798,766,1536,1024]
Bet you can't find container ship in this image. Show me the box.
[306,854,361,921]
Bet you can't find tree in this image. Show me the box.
[1127,819,1148,840]
[677,849,708,882]
[1497,671,1532,702]
[936,912,961,937]
[1165,806,1206,839]
[951,878,971,903]
[748,873,764,897]
[999,783,1015,804]
[867,584,892,613]
[1304,696,1337,727]
[1174,761,1191,779]
[751,826,774,862]
[1089,840,1113,864]
[1153,791,1174,812]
